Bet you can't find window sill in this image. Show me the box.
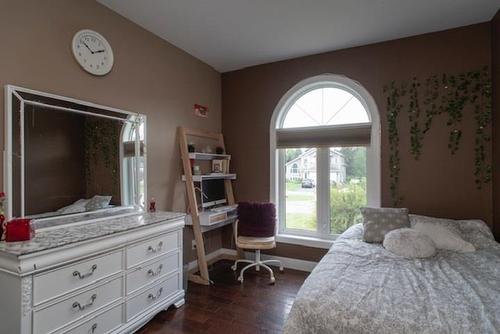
[275,234,335,249]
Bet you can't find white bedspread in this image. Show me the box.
[284,220,500,334]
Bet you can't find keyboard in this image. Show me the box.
[210,204,238,213]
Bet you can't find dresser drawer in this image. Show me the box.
[126,252,180,295]
[34,251,122,305]
[126,273,180,321]
[126,232,179,268]
[62,304,122,334]
[33,277,123,334]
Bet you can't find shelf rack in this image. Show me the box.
[188,152,231,160]
[184,211,237,232]
[181,173,237,182]
[178,127,237,285]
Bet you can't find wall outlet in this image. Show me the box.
[191,240,197,250]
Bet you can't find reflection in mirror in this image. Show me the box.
[121,116,146,212]
[6,86,147,220]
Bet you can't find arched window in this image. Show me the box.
[270,74,380,245]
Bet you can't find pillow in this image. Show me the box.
[410,214,495,248]
[455,219,496,249]
[413,222,475,252]
[409,214,462,235]
[57,199,89,214]
[85,195,112,211]
[361,207,410,243]
[383,228,436,258]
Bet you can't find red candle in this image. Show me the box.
[5,218,32,242]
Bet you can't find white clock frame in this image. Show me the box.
[72,29,114,76]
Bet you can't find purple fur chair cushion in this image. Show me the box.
[237,202,276,238]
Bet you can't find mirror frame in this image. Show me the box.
[4,85,148,221]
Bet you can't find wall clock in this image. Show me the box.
[72,29,114,76]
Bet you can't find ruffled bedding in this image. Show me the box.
[284,219,500,334]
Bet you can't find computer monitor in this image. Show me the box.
[201,179,227,208]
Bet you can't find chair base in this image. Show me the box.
[231,250,284,284]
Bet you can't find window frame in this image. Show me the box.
[270,74,381,247]
[121,119,147,210]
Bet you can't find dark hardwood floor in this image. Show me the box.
[137,260,309,334]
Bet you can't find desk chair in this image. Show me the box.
[231,202,283,284]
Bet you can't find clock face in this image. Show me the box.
[72,30,114,76]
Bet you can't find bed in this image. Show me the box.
[284,217,500,334]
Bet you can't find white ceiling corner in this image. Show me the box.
[97,0,499,72]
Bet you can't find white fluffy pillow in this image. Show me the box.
[413,222,475,252]
[383,228,436,258]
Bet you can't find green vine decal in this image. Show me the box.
[408,77,423,159]
[84,117,120,191]
[385,66,491,205]
[384,81,406,206]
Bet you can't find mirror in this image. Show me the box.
[5,86,147,220]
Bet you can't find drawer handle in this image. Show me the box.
[89,323,98,334]
[147,264,163,277]
[72,294,97,311]
[73,264,98,279]
[147,241,163,253]
[147,287,163,301]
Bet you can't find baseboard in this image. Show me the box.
[242,250,317,272]
[186,247,236,272]
[186,248,317,273]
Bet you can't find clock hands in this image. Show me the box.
[82,41,95,54]
[81,41,105,55]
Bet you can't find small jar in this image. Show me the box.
[149,198,156,213]
[5,218,33,242]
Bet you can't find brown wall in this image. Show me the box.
[24,108,86,215]
[2,1,497,264]
[492,10,500,241]
[222,23,493,260]
[0,0,222,263]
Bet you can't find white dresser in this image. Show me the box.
[0,211,185,334]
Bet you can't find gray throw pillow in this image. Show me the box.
[361,207,410,243]
[85,195,112,211]
[383,228,436,258]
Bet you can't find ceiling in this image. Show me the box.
[98,0,499,73]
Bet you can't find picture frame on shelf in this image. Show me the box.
[212,160,224,173]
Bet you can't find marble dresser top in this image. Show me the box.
[0,211,185,256]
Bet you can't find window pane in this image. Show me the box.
[330,147,367,234]
[285,148,317,231]
[282,88,369,129]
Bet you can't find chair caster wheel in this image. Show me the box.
[231,265,237,271]
[269,277,276,284]
[237,276,243,283]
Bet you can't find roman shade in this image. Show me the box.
[276,122,371,148]
[123,141,145,157]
